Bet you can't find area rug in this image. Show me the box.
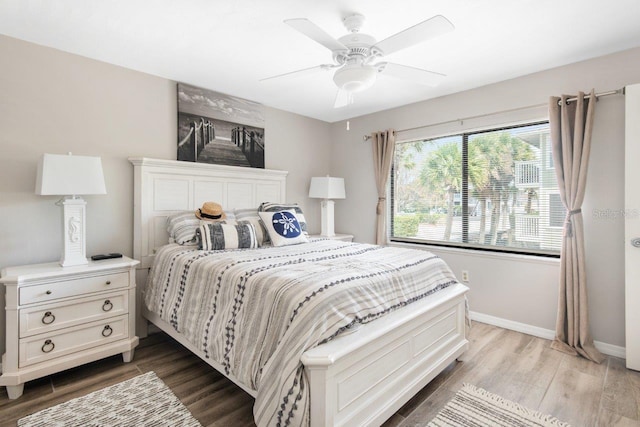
[18,371,202,427]
[428,383,570,427]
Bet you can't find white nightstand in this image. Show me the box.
[0,256,139,399]
[309,234,354,242]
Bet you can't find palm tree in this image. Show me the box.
[505,134,536,245]
[394,141,424,214]
[469,133,534,245]
[418,133,534,246]
[525,188,538,214]
[420,143,461,240]
[467,142,491,243]
[468,136,508,244]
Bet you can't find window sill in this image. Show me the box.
[388,241,561,266]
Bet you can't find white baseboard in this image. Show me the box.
[470,311,626,359]
[594,340,626,359]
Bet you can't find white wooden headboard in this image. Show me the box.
[129,157,288,269]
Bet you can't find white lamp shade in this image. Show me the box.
[308,177,345,199]
[333,64,377,93]
[36,153,107,196]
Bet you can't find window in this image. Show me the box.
[549,194,566,227]
[391,122,562,256]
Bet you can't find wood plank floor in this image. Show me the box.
[1,322,639,426]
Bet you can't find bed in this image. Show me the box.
[129,157,469,427]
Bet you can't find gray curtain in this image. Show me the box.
[549,90,604,363]
[371,129,396,245]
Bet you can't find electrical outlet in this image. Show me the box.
[461,270,469,282]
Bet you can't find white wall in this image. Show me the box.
[0,35,331,356]
[265,108,332,228]
[331,47,640,348]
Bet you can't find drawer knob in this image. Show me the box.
[105,280,112,285]
[45,290,52,295]
[102,300,113,312]
[41,339,55,353]
[102,325,113,337]
[41,311,56,325]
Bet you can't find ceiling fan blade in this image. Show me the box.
[373,15,454,56]
[379,62,446,87]
[334,89,352,108]
[260,64,336,82]
[284,18,348,52]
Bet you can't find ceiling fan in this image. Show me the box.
[262,13,454,108]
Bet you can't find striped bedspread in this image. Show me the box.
[145,240,459,427]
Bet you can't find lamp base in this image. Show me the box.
[60,197,89,267]
[319,199,336,237]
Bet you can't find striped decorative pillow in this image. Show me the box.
[258,202,308,235]
[196,222,259,250]
[234,208,270,246]
[166,211,200,245]
[167,211,237,245]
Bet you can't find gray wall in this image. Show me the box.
[0,35,331,356]
[331,47,640,349]
[0,32,635,359]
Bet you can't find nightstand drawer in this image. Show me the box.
[19,315,128,368]
[19,272,129,305]
[20,291,129,338]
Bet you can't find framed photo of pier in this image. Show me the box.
[177,83,265,168]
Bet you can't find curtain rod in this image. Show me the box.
[362,87,625,141]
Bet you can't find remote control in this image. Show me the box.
[91,253,123,261]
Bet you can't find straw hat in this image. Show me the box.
[195,202,227,221]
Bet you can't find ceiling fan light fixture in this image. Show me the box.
[278,13,453,105]
[333,64,377,93]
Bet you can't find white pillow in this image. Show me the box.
[258,210,309,247]
[258,202,308,236]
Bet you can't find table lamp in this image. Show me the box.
[35,153,107,266]
[308,176,346,237]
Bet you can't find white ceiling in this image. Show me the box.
[1,0,639,123]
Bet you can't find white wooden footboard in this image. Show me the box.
[141,282,468,426]
[302,283,468,427]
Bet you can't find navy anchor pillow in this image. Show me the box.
[258,202,308,236]
[258,210,309,247]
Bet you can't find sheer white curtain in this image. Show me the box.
[549,90,604,363]
[371,129,396,245]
